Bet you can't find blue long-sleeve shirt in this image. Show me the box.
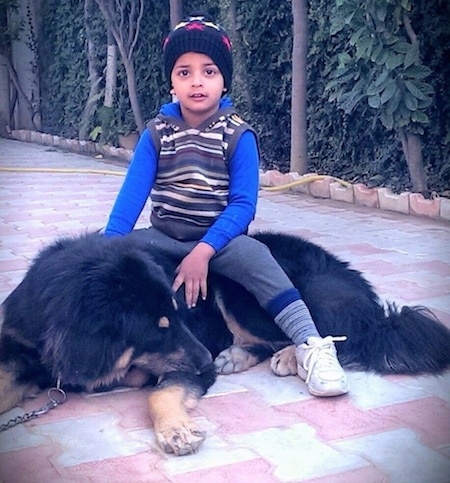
[104,98,260,253]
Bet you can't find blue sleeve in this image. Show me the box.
[200,130,259,252]
[104,130,158,237]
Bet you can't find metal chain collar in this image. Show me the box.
[0,384,66,433]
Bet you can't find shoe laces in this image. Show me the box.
[303,336,347,384]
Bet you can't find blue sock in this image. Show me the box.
[267,289,320,345]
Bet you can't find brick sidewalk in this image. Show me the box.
[0,138,449,482]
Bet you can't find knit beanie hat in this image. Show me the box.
[163,15,233,91]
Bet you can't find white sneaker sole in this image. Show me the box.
[298,366,349,397]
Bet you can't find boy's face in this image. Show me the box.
[170,52,226,127]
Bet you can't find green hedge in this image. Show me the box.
[38,0,449,194]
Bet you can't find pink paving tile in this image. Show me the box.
[1,211,33,222]
[430,309,450,328]
[169,458,278,483]
[0,257,30,272]
[381,278,449,302]
[372,397,450,448]
[0,444,69,483]
[198,391,299,435]
[86,388,152,431]
[0,224,21,235]
[335,243,391,256]
[307,465,388,483]
[275,397,400,442]
[13,225,60,238]
[66,451,166,482]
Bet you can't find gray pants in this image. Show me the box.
[131,227,294,309]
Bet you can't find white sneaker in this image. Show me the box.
[296,336,349,397]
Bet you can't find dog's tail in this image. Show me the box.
[339,304,450,375]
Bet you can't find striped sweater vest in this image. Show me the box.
[146,107,254,241]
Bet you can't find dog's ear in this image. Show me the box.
[42,316,128,387]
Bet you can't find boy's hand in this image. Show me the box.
[172,242,216,308]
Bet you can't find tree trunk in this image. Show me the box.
[399,129,429,195]
[79,0,102,140]
[290,0,308,174]
[9,0,41,131]
[104,27,117,109]
[169,0,183,28]
[0,53,10,134]
[95,0,144,133]
[122,55,143,131]
[226,0,253,110]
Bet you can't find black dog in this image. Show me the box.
[1,231,449,456]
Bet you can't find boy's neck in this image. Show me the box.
[180,104,221,128]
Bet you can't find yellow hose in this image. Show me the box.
[0,167,351,191]
[261,174,352,191]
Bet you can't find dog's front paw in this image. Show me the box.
[271,345,297,376]
[155,420,205,456]
[214,345,255,374]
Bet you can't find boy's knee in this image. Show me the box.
[226,234,271,258]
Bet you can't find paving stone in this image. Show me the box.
[0,138,449,482]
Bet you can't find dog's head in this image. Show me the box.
[38,235,213,389]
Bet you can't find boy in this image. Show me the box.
[104,15,348,397]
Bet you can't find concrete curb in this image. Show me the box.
[6,129,450,223]
[260,171,449,222]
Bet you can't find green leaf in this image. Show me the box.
[380,109,394,130]
[367,82,386,97]
[376,5,387,22]
[89,126,102,141]
[386,88,401,115]
[397,116,411,128]
[370,42,384,62]
[403,65,431,80]
[411,111,429,124]
[374,69,390,87]
[338,52,352,65]
[417,97,433,109]
[368,94,381,109]
[386,52,404,70]
[330,21,344,36]
[393,41,410,54]
[349,27,366,46]
[344,11,356,25]
[325,79,343,91]
[355,37,373,60]
[401,0,412,12]
[404,93,418,111]
[375,49,389,65]
[404,45,419,68]
[404,80,430,101]
[367,74,390,96]
[380,79,397,104]
[341,92,365,114]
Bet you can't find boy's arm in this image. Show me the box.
[200,130,260,252]
[104,130,158,237]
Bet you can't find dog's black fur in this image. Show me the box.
[1,230,449,455]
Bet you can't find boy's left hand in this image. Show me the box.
[172,242,216,308]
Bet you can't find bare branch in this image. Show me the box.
[403,13,417,45]
[128,0,144,61]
